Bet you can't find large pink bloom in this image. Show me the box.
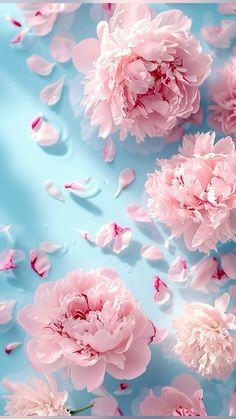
[18,3,80,36]
[3,375,70,416]
[18,268,154,391]
[72,4,211,143]
[145,132,236,252]
[209,57,236,137]
[173,293,236,379]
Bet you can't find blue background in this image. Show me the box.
[0,3,235,416]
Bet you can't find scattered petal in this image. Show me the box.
[50,33,76,63]
[141,244,164,260]
[5,16,22,27]
[0,250,16,271]
[76,229,94,242]
[39,241,63,254]
[221,252,236,279]
[72,38,100,74]
[27,55,55,76]
[29,249,51,278]
[30,117,60,147]
[96,222,131,253]
[5,341,21,354]
[65,177,100,198]
[153,276,170,305]
[102,137,116,163]
[201,20,236,48]
[114,168,136,199]
[40,76,65,106]
[92,395,121,416]
[152,327,168,345]
[44,180,65,202]
[126,203,151,223]
[214,292,230,313]
[11,28,29,44]
[190,257,219,293]
[168,256,188,283]
[0,300,16,325]
[64,181,85,191]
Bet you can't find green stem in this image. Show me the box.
[71,403,94,416]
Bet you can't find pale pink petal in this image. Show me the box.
[72,38,100,74]
[190,257,219,293]
[96,223,114,248]
[141,244,164,260]
[40,76,65,106]
[152,327,168,345]
[5,16,22,27]
[30,117,60,147]
[153,276,170,305]
[168,256,188,282]
[102,137,116,163]
[5,341,21,354]
[44,180,65,202]
[92,396,121,416]
[39,241,63,254]
[165,126,184,144]
[0,249,16,271]
[11,28,28,44]
[229,389,236,416]
[64,181,85,191]
[0,300,16,325]
[114,169,136,199]
[218,3,236,15]
[214,293,230,313]
[171,374,200,396]
[201,21,236,48]
[112,228,131,253]
[29,249,51,278]
[76,229,94,242]
[26,55,55,76]
[126,203,151,223]
[50,33,76,63]
[221,252,236,279]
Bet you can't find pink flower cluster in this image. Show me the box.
[145,132,236,252]
[209,57,236,137]
[72,4,211,142]
[18,268,154,391]
[173,293,236,379]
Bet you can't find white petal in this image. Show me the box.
[44,180,65,202]
[27,55,55,76]
[30,117,60,147]
[40,76,65,106]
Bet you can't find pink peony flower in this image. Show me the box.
[2,375,70,416]
[139,375,207,416]
[18,3,80,36]
[72,4,211,143]
[18,268,154,391]
[209,57,236,137]
[173,293,236,379]
[145,132,236,252]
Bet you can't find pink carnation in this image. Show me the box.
[3,375,70,416]
[18,3,80,36]
[173,293,236,379]
[72,4,211,143]
[145,132,236,252]
[209,57,236,137]
[18,268,154,391]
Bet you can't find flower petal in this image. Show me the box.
[40,76,65,106]
[168,256,188,282]
[126,203,151,223]
[29,249,51,278]
[102,137,116,163]
[44,180,65,202]
[0,249,16,271]
[0,300,16,325]
[30,117,60,147]
[39,241,63,254]
[72,38,100,74]
[26,55,55,76]
[141,244,164,260]
[221,252,236,279]
[50,33,76,63]
[114,168,136,199]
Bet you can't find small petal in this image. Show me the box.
[221,252,236,279]
[26,55,55,76]
[126,203,151,223]
[50,33,76,63]
[40,76,65,106]
[153,276,170,305]
[29,249,51,278]
[5,16,22,27]
[5,341,21,354]
[44,180,65,202]
[214,293,230,313]
[168,256,188,283]
[0,300,16,325]
[72,38,100,74]
[114,168,136,199]
[152,327,168,344]
[64,181,85,191]
[141,244,164,260]
[30,117,60,147]
[11,28,28,44]
[102,137,116,163]
[76,229,93,242]
[39,241,63,254]
[0,249,16,271]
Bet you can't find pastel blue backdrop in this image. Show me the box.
[0,2,235,416]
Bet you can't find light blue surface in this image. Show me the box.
[0,3,235,416]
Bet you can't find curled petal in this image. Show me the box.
[114,168,136,199]
[39,241,63,254]
[40,76,65,106]
[126,203,151,223]
[29,249,51,278]
[0,300,16,325]
[26,55,55,76]
[153,276,170,305]
[102,137,116,163]
[50,33,76,63]
[168,256,188,283]
[11,28,29,44]
[112,228,131,254]
[141,244,164,260]
[5,341,21,354]
[30,117,60,146]
[0,249,16,271]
